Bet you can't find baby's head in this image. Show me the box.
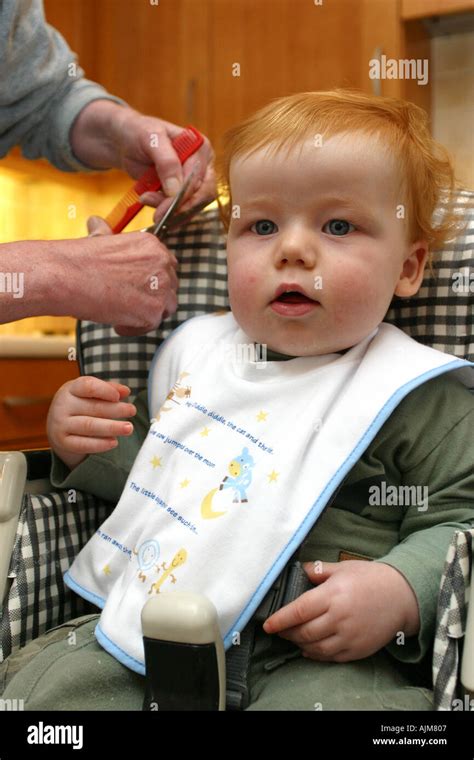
[216,89,461,356]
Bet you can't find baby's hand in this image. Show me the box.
[263,560,420,662]
[47,377,137,471]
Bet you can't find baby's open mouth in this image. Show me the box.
[271,285,320,316]
[273,291,317,304]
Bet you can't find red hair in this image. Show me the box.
[216,89,469,254]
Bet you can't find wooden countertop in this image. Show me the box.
[0,335,75,358]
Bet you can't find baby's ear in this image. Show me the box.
[394,241,429,298]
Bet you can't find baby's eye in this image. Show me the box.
[250,219,277,235]
[323,219,355,236]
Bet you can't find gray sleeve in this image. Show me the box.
[0,0,126,171]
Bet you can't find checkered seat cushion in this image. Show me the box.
[1,198,473,710]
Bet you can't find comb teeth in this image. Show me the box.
[106,189,140,228]
[176,128,201,150]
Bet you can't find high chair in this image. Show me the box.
[0,197,473,711]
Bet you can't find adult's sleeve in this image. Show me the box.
[0,0,126,171]
[50,389,150,503]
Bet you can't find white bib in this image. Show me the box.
[65,313,473,674]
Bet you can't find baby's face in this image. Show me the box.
[226,133,428,355]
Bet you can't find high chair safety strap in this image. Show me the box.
[225,558,312,710]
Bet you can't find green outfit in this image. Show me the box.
[1,370,473,710]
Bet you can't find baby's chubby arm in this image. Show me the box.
[47,376,137,471]
[263,560,419,662]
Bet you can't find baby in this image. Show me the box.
[3,90,474,711]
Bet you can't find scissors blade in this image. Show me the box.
[165,196,216,229]
[148,196,216,236]
[148,169,196,238]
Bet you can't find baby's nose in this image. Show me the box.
[276,242,317,268]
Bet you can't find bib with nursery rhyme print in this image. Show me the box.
[65,313,473,674]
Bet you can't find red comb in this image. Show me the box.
[105,125,204,233]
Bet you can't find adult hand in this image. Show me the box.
[58,224,178,335]
[85,216,178,335]
[0,230,178,332]
[263,560,420,662]
[70,101,217,222]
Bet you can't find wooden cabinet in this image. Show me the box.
[42,0,474,152]
[4,0,470,228]
[41,0,100,81]
[94,0,212,128]
[402,0,474,19]
[44,0,213,128]
[40,0,376,150]
[0,359,79,450]
[360,0,431,116]
[3,0,469,227]
[208,0,363,153]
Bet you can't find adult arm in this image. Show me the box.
[0,233,178,329]
[0,1,215,207]
[0,0,124,171]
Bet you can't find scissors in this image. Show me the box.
[141,168,215,240]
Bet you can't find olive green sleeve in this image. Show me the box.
[375,378,474,663]
[50,388,150,504]
[299,372,474,665]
